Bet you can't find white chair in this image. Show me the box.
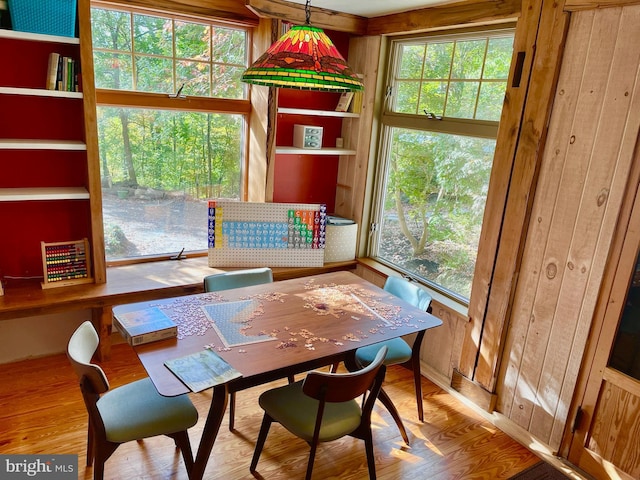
[67,321,198,480]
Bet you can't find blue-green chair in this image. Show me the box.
[67,321,198,480]
[354,275,432,444]
[250,346,388,480]
[203,267,274,430]
[203,267,273,293]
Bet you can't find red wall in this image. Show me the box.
[271,29,352,214]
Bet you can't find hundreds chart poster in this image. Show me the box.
[208,201,326,267]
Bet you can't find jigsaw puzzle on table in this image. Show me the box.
[201,299,276,347]
[208,200,326,267]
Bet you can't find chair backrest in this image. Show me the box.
[384,275,432,312]
[302,346,388,403]
[204,267,273,292]
[67,321,110,394]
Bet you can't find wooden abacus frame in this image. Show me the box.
[41,238,93,289]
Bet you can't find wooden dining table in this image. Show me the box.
[112,270,443,480]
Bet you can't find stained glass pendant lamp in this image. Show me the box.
[241,0,363,92]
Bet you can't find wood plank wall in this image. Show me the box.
[495,4,640,451]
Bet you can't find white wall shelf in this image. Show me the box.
[0,187,90,201]
[0,86,82,99]
[0,29,79,44]
[0,139,86,150]
[276,146,357,155]
[278,107,360,118]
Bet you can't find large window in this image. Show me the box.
[91,6,249,261]
[370,28,514,301]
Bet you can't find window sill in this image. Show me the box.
[0,256,358,321]
[357,257,469,317]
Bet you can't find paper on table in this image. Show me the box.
[165,349,242,393]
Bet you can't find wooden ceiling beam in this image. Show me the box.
[97,0,259,26]
[245,0,368,35]
[367,0,521,36]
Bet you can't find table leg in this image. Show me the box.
[94,306,112,361]
[190,383,229,480]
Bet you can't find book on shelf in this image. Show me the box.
[47,54,79,92]
[113,307,178,346]
[165,349,242,393]
[335,91,354,112]
[349,91,363,113]
[46,52,60,90]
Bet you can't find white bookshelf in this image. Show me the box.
[0,187,90,201]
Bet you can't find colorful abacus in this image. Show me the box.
[41,239,93,289]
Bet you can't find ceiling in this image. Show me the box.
[283,0,448,18]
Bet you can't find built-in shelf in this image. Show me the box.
[278,107,360,118]
[0,139,86,150]
[0,28,79,44]
[276,146,357,155]
[0,86,82,99]
[0,187,90,201]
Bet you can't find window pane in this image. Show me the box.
[92,7,248,100]
[212,65,245,99]
[419,81,447,116]
[213,27,247,65]
[444,81,479,118]
[178,61,210,96]
[424,42,453,79]
[376,29,513,300]
[98,107,243,260]
[377,128,495,299]
[396,81,421,114]
[91,8,131,51]
[609,250,640,380]
[94,52,133,89]
[175,21,210,60]
[133,14,173,56]
[398,44,426,79]
[135,55,174,93]
[476,81,507,121]
[451,39,485,79]
[484,37,513,79]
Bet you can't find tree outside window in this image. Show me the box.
[371,28,514,301]
[91,6,248,261]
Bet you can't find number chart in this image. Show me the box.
[41,238,93,289]
[208,201,326,267]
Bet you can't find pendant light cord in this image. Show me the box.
[305,0,311,25]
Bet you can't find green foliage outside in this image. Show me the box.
[90,7,247,259]
[91,7,245,200]
[378,32,513,300]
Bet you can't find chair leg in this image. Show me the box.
[86,421,94,467]
[363,432,377,480]
[377,388,410,445]
[330,362,340,373]
[170,430,194,476]
[250,414,273,472]
[305,440,319,480]
[93,441,118,480]
[229,392,236,431]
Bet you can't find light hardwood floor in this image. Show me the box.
[0,342,541,479]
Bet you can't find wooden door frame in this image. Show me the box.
[561,134,640,475]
